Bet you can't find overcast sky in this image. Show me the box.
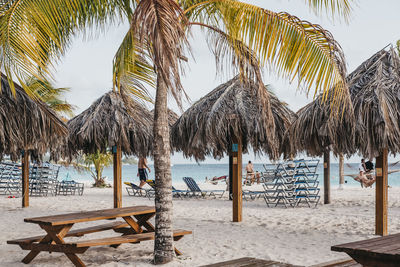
[54,0,400,164]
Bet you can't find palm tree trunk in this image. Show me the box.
[153,72,174,264]
[339,153,345,190]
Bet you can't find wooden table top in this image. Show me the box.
[24,206,155,226]
[332,233,400,259]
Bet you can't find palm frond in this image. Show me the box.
[0,0,124,95]
[186,0,348,108]
[304,0,355,21]
[190,22,278,154]
[112,28,155,102]
[25,76,76,117]
[131,0,190,107]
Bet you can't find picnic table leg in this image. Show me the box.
[21,225,69,264]
[173,236,184,256]
[40,224,86,267]
[134,213,155,232]
[111,214,155,249]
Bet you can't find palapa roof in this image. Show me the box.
[0,74,67,161]
[171,77,296,161]
[351,47,400,158]
[285,89,355,158]
[65,91,153,158]
[287,47,400,159]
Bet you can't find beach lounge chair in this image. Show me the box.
[55,180,84,196]
[124,182,154,199]
[183,177,225,198]
[146,179,188,199]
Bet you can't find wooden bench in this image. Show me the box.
[7,221,129,245]
[7,206,192,267]
[11,229,191,253]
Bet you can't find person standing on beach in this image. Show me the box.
[137,157,151,188]
[245,161,255,185]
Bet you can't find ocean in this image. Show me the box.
[58,162,400,187]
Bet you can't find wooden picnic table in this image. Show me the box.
[7,206,191,267]
[331,233,400,267]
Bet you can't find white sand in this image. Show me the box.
[2,183,400,267]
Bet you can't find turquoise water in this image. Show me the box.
[58,162,400,187]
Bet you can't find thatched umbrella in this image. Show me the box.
[171,77,295,221]
[0,73,67,207]
[288,47,400,235]
[349,47,400,236]
[66,91,153,208]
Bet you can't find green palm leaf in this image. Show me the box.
[185,0,349,106]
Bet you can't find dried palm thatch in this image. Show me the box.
[171,77,296,161]
[351,47,400,158]
[65,91,153,159]
[0,73,67,161]
[287,47,400,159]
[285,87,355,158]
[150,109,179,128]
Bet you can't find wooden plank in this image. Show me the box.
[19,243,88,254]
[24,206,155,226]
[74,229,192,248]
[324,151,330,204]
[8,221,129,244]
[332,233,400,251]
[376,148,388,236]
[201,257,259,267]
[309,257,360,267]
[332,234,400,253]
[22,151,29,208]
[123,216,142,233]
[232,135,242,222]
[200,257,293,267]
[113,144,122,209]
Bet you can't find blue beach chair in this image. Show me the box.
[183,177,225,198]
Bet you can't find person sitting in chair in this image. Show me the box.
[363,159,376,187]
[355,159,368,187]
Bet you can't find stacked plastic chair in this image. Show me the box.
[0,162,22,196]
[262,159,320,208]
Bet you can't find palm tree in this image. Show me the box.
[0,0,354,264]
[26,77,75,118]
[83,151,113,187]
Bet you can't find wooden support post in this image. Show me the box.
[113,144,122,208]
[339,153,345,190]
[228,154,233,200]
[22,150,29,208]
[375,148,388,236]
[323,151,331,204]
[232,136,242,222]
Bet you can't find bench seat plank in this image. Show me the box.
[74,229,192,248]
[201,257,297,267]
[7,221,129,245]
[24,206,155,226]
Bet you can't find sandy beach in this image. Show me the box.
[2,183,400,267]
